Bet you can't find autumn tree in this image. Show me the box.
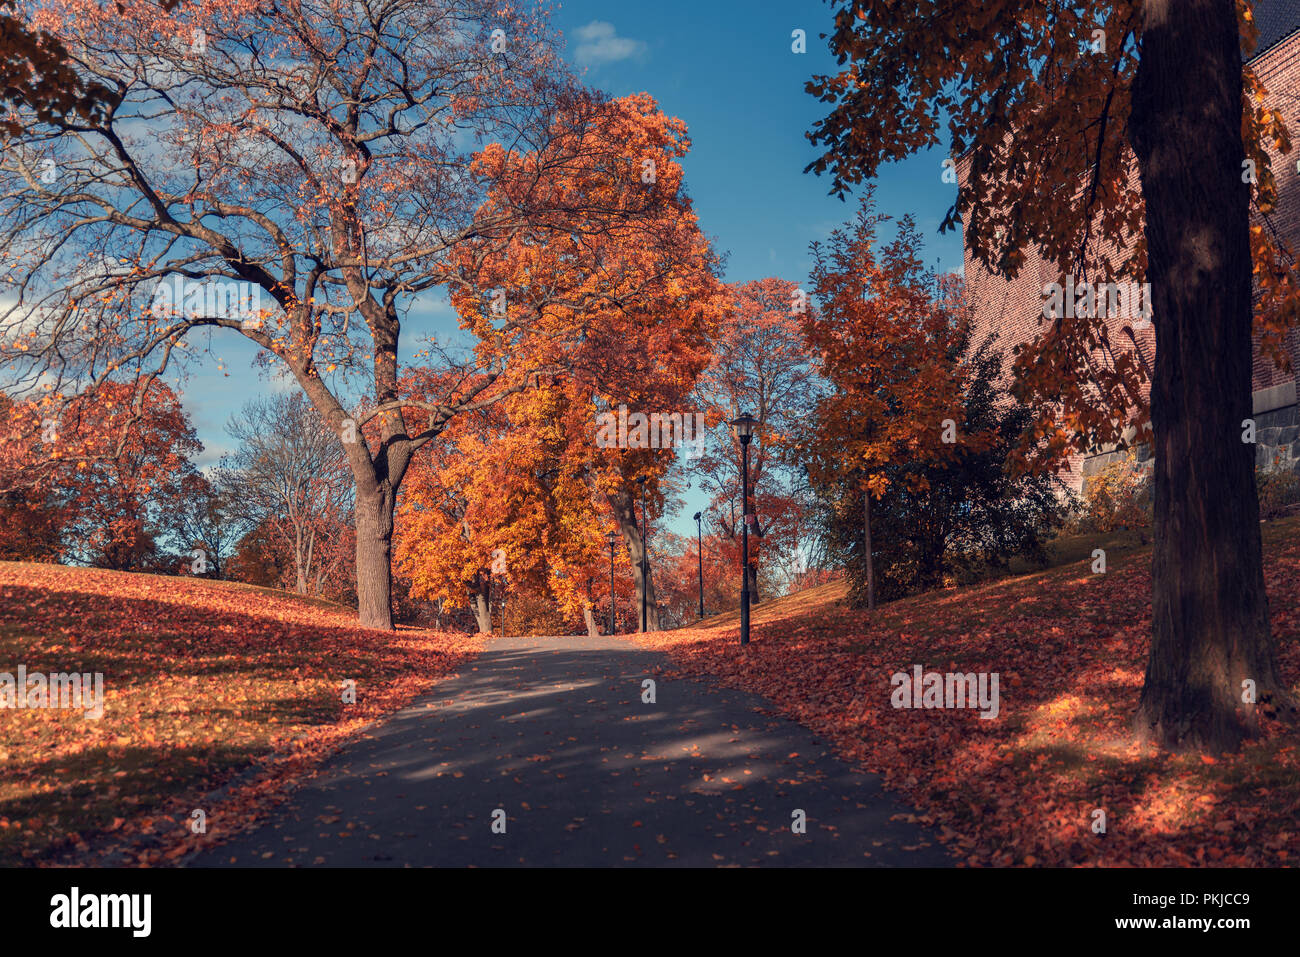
[690,277,820,603]
[446,93,726,632]
[396,385,575,635]
[1,0,696,629]
[43,380,204,571]
[166,474,242,579]
[801,196,963,610]
[805,0,1298,749]
[651,527,745,628]
[0,394,68,560]
[813,324,1067,603]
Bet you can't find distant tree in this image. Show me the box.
[52,381,204,571]
[691,277,821,604]
[165,474,244,579]
[0,393,68,560]
[226,517,291,591]
[219,392,354,596]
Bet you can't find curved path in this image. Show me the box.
[189,635,952,867]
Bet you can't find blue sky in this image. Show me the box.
[174,0,964,534]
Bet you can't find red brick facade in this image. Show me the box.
[959,14,1300,491]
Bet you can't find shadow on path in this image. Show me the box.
[187,635,953,867]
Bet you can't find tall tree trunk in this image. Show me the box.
[583,604,601,637]
[607,489,661,631]
[354,479,395,630]
[863,484,876,611]
[293,523,308,595]
[471,582,493,635]
[299,367,408,631]
[304,525,316,595]
[1128,0,1294,750]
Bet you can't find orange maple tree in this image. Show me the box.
[0,379,204,569]
[801,196,966,610]
[442,92,727,631]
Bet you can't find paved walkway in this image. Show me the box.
[189,635,951,867]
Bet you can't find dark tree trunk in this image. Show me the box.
[607,488,661,631]
[863,484,876,611]
[1128,0,1294,750]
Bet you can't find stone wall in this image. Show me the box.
[1252,401,1300,473]
[1075,381,1300,496]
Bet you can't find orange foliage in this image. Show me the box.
[637,519,1300,867]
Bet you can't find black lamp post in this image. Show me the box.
[731,413,757,646]
[693,511,705,619]
[606,529,618,635]
[636,476,649,632]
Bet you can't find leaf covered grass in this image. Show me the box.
[0,562,482,866]
[637,517,1300,866]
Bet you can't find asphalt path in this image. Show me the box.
[189,634,952,867]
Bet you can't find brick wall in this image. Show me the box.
[959,28,1300,492]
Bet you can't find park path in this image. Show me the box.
[189,634,952,867]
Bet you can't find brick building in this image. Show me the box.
[959,2,1300,492]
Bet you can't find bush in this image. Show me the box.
[1257,461,1300,520]
[812,333,1066,607]
[1067,452,1151,535]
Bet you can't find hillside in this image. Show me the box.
[0,563,481,866]
[639,517,1300,866]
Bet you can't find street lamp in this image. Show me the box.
[731,413,758,646]
[636,476,649,632]
[606,529,618,635]
[693,511,705,619]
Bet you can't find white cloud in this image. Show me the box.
[573,21,646,65]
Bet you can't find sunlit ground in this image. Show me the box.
[0,563,482,865]
[639,517,1300,866]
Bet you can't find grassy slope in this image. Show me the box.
[639,518,1300,866]
[0,563,481,866]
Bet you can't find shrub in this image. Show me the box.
[812,333,1066,607]
[1067,452,1151,535]
[1257,460,1300,520]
